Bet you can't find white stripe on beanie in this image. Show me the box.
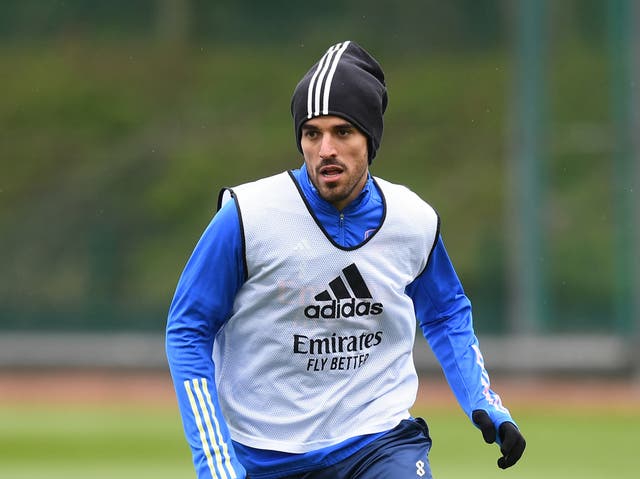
[322,41,350,115]
[313,43,339,116]
[306,41,350,118]
[306,45,334,119]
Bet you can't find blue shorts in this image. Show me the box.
[281,417,433,479]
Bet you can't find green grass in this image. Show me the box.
[0,405,193,479]
[1,403,637,478]
[419,406,639,479]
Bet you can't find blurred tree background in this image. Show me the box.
[0,0,637,337]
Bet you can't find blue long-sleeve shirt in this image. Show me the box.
[166,164,513,479]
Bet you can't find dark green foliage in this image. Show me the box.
[0,3,621,333]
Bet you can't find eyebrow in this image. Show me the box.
[301,122,354,131]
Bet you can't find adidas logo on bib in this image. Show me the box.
[304,263,384,319]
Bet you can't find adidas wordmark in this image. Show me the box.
[304,263,384,319]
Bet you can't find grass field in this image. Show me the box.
[1,373,638,478]
[424,406,638,479]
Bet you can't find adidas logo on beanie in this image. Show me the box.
[291,41,388,163]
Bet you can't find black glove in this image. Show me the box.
[472,409,526,469]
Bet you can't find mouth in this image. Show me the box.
[319,164,344,179]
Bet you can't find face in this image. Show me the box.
[300,115,369,211]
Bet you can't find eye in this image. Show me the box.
[337,127,352,137]
[303,129,319,139]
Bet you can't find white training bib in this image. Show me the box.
[215,171,438,453]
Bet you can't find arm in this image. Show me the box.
[407,235,525,468]
[166,199,248,479]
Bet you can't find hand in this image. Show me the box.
[472,409,526,469]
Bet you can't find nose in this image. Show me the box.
[318,134,337,159]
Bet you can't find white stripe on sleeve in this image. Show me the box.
[184,379,223,478]
[200,378,238,479]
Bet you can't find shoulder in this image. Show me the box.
[374,176,438,220]
[218,171,293,210]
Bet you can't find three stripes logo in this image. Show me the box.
[306,41,351,119]
[304,263,384,319]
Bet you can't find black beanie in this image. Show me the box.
[291,41,388,163]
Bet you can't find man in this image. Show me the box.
[166,40,525,479]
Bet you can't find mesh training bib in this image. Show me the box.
[215,172,438,453]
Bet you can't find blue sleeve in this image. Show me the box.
[165,199,248,479]
[406,235,515,432]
